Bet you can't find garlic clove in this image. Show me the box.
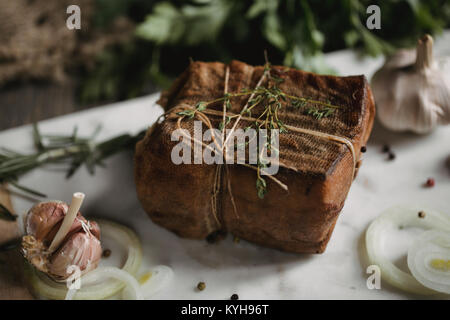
[45,213,101,245]
[48,232,102,280]
[88,221,101,240]
[25,201,100,246]
[25,201,68,243]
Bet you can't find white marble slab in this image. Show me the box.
[1,32,449,299]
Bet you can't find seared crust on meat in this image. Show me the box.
[135,60,375,253]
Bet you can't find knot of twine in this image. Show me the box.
[162,66,358,233]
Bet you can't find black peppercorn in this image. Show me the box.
[360,146,367,153]
[382,145,390,153]
[230,294,239,300]
[197,282,206,291]
[418,211,426,218]
[388,152,396,161]
[102,249,111,258]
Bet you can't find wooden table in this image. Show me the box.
[0,187,33,299]
[0,81,79,130]
[0,80,158,131]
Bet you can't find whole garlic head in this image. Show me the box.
[371,35,450,134]
[21,201,102,281]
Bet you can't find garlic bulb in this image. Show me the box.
[21,200,102,281]
[371,35,450,133]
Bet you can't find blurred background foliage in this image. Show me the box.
[28,0,450,103]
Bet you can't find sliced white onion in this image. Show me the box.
[64,288,77,300]
[366,205,450,295]
[122,265,174,300]
[140,265,173,297]
[408,230,450,294]
[82,267,144,300]
[25,219,142,300]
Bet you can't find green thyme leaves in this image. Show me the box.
[305,107,335,120]
[256,176,267,199]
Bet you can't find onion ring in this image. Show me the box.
[408,230,450,294]
[365,205,450,295]
[122,265,174,299]
[25,219,142,300]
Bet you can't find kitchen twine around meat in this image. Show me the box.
[158,66,358,233]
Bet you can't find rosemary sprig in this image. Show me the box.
[8,181,46,198]
[0,123,145,199]
[0,203,16,221]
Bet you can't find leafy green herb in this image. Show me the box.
[195,101,208,112]
[291,99,307,109]
[176,110,196,119]
[305,107,335,120]
[219,116,232,131]
[277,120,288,133]
[0,124,145,198]
[8,181,46,198]
[79,0,450,104]
[256,176,267,199]
[176,101,209,119]
[32,123,44,152]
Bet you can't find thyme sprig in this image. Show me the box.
[0,123,145,200]
[176,81,341,123]
[176,62,343,198]
[305,106,335,120]
[177,63,341,129]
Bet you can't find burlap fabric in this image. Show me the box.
[0,0,133,85]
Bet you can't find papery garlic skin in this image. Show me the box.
[371,35,450,134]
[21,200,101,281]
[26,201,68,244]
[49,232,102,280]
